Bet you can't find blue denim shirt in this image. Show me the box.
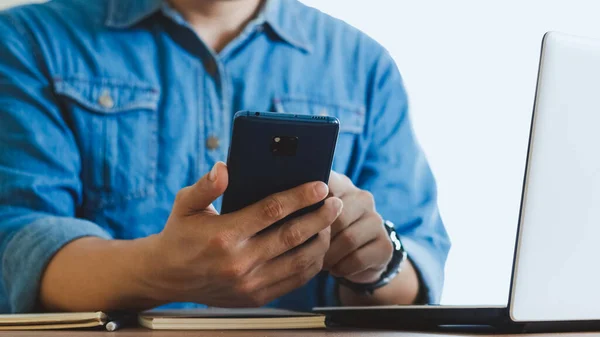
[0,0,450,313]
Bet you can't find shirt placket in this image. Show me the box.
[202,57,226,174]
[202,22,264,182]
[160,4,264,208]
[201,52,235,212]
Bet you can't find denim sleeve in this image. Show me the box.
[0,13,112,313]
[354,50,451,304]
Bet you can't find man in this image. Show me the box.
[0,0,450,313]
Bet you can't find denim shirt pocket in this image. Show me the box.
[53,76,160,208]
[273,95,366,173]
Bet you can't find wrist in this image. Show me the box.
[335,220,406,296]
[130,234,171,304]
[95,236,165,309]
[337,260,420,306]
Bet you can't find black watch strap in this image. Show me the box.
[335,220,408,295]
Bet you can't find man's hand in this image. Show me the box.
[142,162,343,307]
[323,171,393,284]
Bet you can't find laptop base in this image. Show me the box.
[321,306,510,330]
[321,306,600,333]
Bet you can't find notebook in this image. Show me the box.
[0,312,107,330]
[0,308,326,331]
[138,308,327,330]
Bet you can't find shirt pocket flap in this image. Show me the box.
[52,76,160,114]
[273,96,366,134]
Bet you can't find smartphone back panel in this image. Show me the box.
[221,111,339,215]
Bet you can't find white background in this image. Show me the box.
[297,0,600,305]
[2,0,600,305]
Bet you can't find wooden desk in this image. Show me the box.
[0,330,595,337]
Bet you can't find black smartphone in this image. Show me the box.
[221,111,340,221]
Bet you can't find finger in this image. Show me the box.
[323,215,379,270]
[225,181,331,239]
[172,162,229,215]
[330,239,390,278]
[327,171,355,197]
[249,259,324,307]
[248,197,342,263]
[330,196,370,237]
[243,226,330,292]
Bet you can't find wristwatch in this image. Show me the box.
[335,220,408,295]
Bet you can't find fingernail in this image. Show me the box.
[208,163,219,182]
[332,198,343,216]
[314,182,328,198]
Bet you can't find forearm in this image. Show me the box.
[338,260,420,306]
[40,236,164,312]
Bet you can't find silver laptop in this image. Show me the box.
[315,31,600,331]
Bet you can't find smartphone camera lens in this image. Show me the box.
[271,136,298,156]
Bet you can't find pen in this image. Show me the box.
[105,320,120,332]
[105,312,136,331]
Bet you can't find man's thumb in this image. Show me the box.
[173,162,229,215]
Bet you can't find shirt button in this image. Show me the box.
[98,91,115,109]
[206,136,220,150]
